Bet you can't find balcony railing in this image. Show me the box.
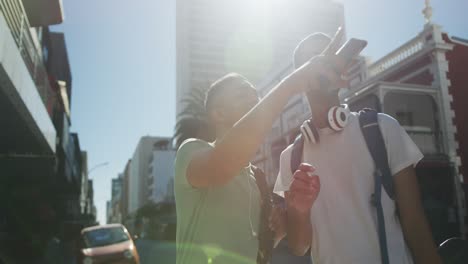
[0,0,52,108]
[368,34,425,77]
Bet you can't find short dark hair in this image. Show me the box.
[293,32,331,69]
[205,73,251,112]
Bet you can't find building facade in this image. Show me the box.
[87,179,97,223]
[80,151,89,214]
[106,201,111,224]
[176,0,345,115]
[121,159,131,221]
[148,138,176,204]
[343,23,467,240]
[128,136,167,214]
[107,174,124,224]
[79,151,97,226]
[0,1,90,261]
[112,176,123,202]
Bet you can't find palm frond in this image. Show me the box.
[174,88,214,147]
[174,83,215,149]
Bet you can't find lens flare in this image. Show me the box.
[176,242,257,264]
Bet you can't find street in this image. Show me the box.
[135,239,176,264]
[134,239,310,264]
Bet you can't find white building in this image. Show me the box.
[106,201,111,224]
[107,174,123,223]
[147,139,176,204]
[80,151,89,214]
[176,0,345,115]
[0,0,61,156]
[128,136,166,214]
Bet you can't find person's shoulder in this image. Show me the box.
[174,139,212,186]
[354,110,397,124]
[377,112,398,123]
[175,138,212,163]
[377,113,401,129]
[177,138,212,152]
[353,111,401,133]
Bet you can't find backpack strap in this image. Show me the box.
[358,109,395,199]
[290,134,305,174]
[358,108,393,264]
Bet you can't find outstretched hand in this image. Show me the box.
[284,26,348,94]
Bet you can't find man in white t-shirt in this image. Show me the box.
[273,33,442,264]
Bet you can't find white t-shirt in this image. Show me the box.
[274,112,423,264]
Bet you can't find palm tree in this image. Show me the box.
[174,85,215,149]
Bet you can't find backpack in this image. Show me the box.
[438,237,468,264]
[289,108,394,264]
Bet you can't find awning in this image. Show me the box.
[21,0,64,26]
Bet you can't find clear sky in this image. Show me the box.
[51,0,467,225]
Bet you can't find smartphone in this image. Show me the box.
[335,38,367,68]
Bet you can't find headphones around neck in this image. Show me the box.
[300,104,350,144]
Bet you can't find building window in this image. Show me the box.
[384,92,440,154]
[349,94,381,112]
[396,111,414,127]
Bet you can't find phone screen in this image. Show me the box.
[335,38,367,67]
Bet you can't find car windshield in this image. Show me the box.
[83,227,130,248]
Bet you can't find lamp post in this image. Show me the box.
[88,162,109,176]
[84,162,109,222]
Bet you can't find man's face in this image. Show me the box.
[212,82,260,127]
[296,36,342,110]
[306,88,340,113]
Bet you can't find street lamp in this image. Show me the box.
[83,162,109,222]
[88,162,109,177]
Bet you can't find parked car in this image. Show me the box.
[79,224,140,264]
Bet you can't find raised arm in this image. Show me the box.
[187,55,344,188]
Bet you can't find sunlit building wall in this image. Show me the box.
[127,136,165,214]
[147,139,176,204]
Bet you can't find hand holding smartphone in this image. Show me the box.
[319,27,367,90]
[335,38,367,69]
